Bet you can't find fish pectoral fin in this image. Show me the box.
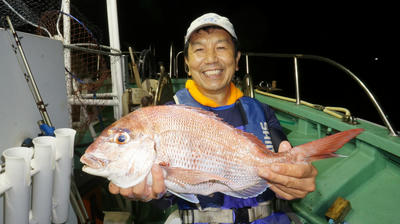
[166,167,228,185]
[167,190,199,204]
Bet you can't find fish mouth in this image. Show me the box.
[82,165,110,177]
[80,154,109,169]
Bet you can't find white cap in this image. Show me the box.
[184,13,237,44]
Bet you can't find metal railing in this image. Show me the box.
[244,52,398,137]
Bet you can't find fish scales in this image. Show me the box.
[153,108,259,192]
[80,105,364,202]
[144,106,259,170]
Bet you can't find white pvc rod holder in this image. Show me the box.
[31,136,56,224]
[52,128,76,223]
[2,147,33,224]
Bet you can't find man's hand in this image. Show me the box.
[108,164,166,202]
[257,141,318,200]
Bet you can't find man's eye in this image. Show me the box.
[194,48,204,52]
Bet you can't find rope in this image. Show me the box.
[255,89,351,120]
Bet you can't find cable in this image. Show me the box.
[56,0,64,37]
[64,68,88,84]
[1,0,52,37]
[58,11,98,42]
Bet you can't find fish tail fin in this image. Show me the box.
[293,128,364,162]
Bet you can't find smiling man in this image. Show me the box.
[109,12,317,223]
[184,27,240,105]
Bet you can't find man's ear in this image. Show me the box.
[184,58,190,76]
[235,51,241,71]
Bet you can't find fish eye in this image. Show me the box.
[114,132,130,144]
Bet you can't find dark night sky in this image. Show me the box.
[74,1,399,130]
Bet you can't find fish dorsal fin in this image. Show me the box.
[240,131,272,154]
[165,167,229,185]
[169,105,224,121]
[171,105,270,152]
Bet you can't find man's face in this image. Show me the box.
[185,28,241,95]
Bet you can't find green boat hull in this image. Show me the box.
[255,92,400,224]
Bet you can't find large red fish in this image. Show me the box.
[80,105,363,203]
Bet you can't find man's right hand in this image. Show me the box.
[108,164,166,202]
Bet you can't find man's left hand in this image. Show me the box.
[257,141,318,200]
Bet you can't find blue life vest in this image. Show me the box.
[174,88,274,151]
[173,89,289,223]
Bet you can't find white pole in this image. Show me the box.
[62,0,73,128]
[106,0,123,120]
[52,128,76,223]
[2,147,33,224]
[68,96,120,106]
[31,136,57,224]
[79,93,118,98]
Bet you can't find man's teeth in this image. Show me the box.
[203,70,221,76]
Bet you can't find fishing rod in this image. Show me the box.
[5,16,55,136]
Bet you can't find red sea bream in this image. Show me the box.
[80,105,363,203]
